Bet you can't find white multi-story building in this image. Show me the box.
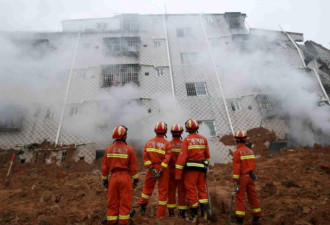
[0,13,329,163]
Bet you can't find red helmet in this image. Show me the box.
[171,124,183,135]
[154,122,167,134]
[185,119,199,132]
[234,130,247,141]
[112,125,128,140]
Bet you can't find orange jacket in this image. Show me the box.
[101,141,138,180]
[143,135,172,172]
[175,132,210,179]
[169,137,183,166]
[232,144,256,181]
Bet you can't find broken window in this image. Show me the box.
[156,67,165,76]
[176,28,193,38]
[197,120,216,136]
[255,94,282,119]
[0,106,24,132]
[101,64,140,87]
[186,82,208,96]
[103,37,141,57]
[228,99,241,111]
[181,52,199,64]
[154,40,161,48]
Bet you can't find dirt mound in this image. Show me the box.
[0,143,329,225]
[220,127,278,156]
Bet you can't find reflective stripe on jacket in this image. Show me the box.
[101,141,138,180]
[233,144,256,180]
[143,135,172,172]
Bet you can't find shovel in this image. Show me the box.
[206,182,218,222]
[205,168,217,222]
[228,185,239,225]
[4,155,16,186]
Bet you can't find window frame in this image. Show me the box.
[229,98,241,111]
[197,120,217,136]
[185,82,208,96]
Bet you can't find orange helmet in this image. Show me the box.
[171,124,183,135]
[234,130,247,141]
[154,122,167,134]
[112,125,128,140]
[185,119,199,132]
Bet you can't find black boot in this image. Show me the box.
[186,207,198,223]
[251,216,261,224]
[179,210,186,218]
[168,208,175,217]
[100,217,107,224]
[139,204,147,215]
[234,216,243,224]
[200,204,208,220]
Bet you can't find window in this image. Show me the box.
[210,38,221,47]
[61,151,67,162]
[225,13,243,29]
[81,43,91,50]
[204,16,214,24]
[101,64,140,87]
[176,28,193,38]
[45,109,54,119]
[123,15,139,32]
[186,82,208,96]
[255,94,282,119]
[69,105,79,116]
[156,67,164,76]
[154,41,161,48]
[103,37,141,57]
[181,52,199,64]
[76,70,86,79]
[96,23,108,30]
[198,120,216,136]
[229,99,241,111]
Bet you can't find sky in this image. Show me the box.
[0,0,329,47]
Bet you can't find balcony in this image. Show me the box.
[103,37,141,57]
[101,64,140,87]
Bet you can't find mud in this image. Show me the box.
[0,129,329,225]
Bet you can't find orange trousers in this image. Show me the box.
[167,167,186,210]
[138,164,169,218]
[107,171,132,225]
[183,170,208,208]
[235,174,261,217]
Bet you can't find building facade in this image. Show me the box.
[0,13,329,163]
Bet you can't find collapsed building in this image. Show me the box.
[0,13,329,164]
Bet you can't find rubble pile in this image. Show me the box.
[0,128,329,225]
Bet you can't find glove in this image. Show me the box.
[133,178,139,189]
[103,180,109,189]
[234,181,240,192]
[152,170,162,180]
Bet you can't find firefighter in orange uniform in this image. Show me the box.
[101,125,139,225]
[167,124,187,218]
[232,131,261,224]
[138,122,172,218]
[175,119,210,223]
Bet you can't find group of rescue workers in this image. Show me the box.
[101,119,261,225]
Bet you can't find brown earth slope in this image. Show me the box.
[0,141,329,225]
